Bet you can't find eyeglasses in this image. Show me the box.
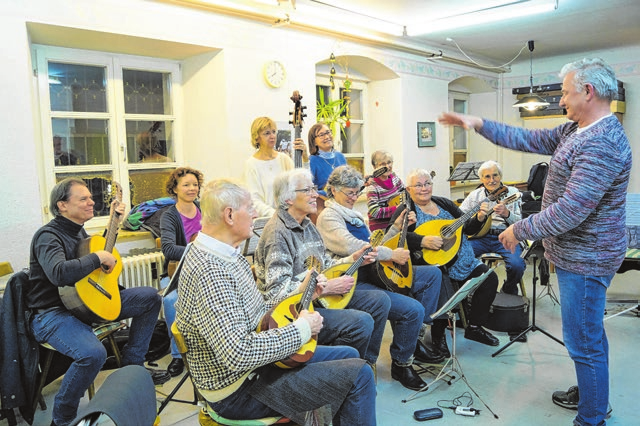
[376,161,393,168]
[315,130,332,139]
[481,173,501,180]
[339,189,362,199]
[294,185,319,195]
[409,182,433,190]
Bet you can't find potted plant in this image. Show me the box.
[316,87,349,150]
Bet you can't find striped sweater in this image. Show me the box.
[366,173,404,231]
[478,115,631,276]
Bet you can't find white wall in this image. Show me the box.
[1,0,638,271]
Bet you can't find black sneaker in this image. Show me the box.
[552,386,612,419]
[147,367,171,386]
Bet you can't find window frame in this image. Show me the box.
[34,45,182,231]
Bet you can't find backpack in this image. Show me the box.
[526,162,549,199]
[122,197,176,238]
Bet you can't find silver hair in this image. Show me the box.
[559,58,618,101]
[273,168,313,210]
[406,168,433,186]
[325,165,364,199]
[478,160,502,177]
[50,178,87,217]
[200,178,249,226]
[371,150,393,167]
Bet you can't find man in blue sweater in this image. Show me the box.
[439,58,631,426]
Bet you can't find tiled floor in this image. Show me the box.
[14,263,640,426]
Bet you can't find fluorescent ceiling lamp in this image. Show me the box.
[407,0,557,36]
[295,2,405,36]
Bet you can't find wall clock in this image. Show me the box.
[263,60,286,88]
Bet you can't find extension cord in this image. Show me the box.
[455,407,478,416]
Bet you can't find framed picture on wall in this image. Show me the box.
[417,122,436,147]
[276,121,292,154]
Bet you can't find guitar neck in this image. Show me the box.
[343,247,373,276]
[299,271,319,309]
[104,205,121,253]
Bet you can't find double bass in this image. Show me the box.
[289,90,306,168]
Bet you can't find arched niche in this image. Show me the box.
[314,55,400,176]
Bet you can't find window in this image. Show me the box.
[448,93,469,174]
[35,46,181,226]
[315,77,366,174]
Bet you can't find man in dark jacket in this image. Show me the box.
[27,178,169,426]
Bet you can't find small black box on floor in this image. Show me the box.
[486,293,530,332]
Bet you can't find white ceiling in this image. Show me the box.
[293,0,640,67]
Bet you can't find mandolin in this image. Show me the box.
[317,246,375,310]
[289,90,306,168]
[60,182,123,324]
[375,190,413,295]
[257,268,319,369]
[415,186,508,266]
[469,192,522,240]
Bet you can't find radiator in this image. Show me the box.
[118,251,165,292]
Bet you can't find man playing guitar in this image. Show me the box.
[460,160,525,296]
[27,178,169,426]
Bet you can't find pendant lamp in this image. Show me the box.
[513,40,550,111]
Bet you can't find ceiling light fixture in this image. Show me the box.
[407,0,558,36]
[513,40,549,111]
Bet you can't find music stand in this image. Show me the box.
[403,267,499,419]
[447,161,484,182]
[492,240,564,357]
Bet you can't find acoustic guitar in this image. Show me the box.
[469,192,522,239]
[257,268,319,369]
[289,90,306,168]
[60,182,123,324]
[318,244,378,310]
[415,186,508,266]
[375,190,413,295]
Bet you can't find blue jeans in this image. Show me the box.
[316,307,373,363]
[345,286,391,364]
[208,345,376,426]
[358,265,441,364]
[470,235,525,289]
[556,267,612,426]
[31,286,161,426]
[161,276,180,358]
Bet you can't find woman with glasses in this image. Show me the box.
[307,123,347,197]
[316,165,445,391]
[389,169,500,354]
[244,117,308,218]
[254,168,391,378]
[367,150,405,231]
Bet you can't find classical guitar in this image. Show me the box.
[289,90,307,168]
[257,269,319,369]
[469,192,522,239]
[60,182,123,324]
[415,186,508,266]
[318,246,375,310]
[375,190,413,295]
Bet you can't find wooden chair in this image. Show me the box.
[169,323,290,425]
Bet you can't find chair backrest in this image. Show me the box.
[171,322,188,356]
[242,216,270,260]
